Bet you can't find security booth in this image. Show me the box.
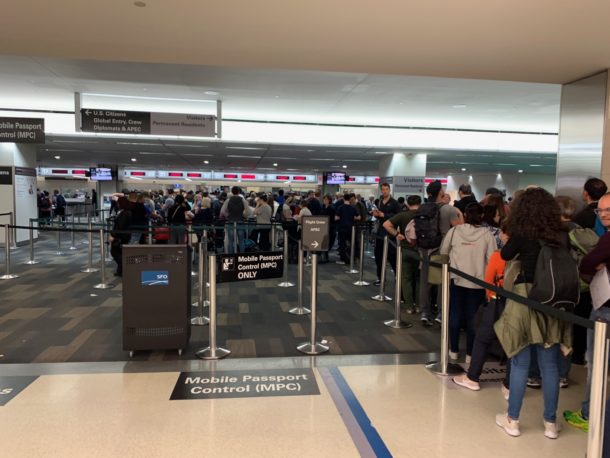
[122,245,191,356]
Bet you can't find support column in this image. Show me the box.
[556,70,610,210]
[378,152,427,196]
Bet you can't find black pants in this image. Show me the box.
[467,297,510,385]
[110,241,123,275]
[374,233,396,280]
[252,229,270,251]
[573,291,592,364]
[338,227,351,263]
[324,226,337,260]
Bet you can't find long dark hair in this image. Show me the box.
[464,203,484,226]
[505,187,562,243]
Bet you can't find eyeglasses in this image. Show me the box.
[594,208,610,215]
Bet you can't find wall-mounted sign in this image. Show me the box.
[0,117,45,143]
[217,252,284,283]
[392,176,425,194]
[80,109,216,137]
[0,166,12,185]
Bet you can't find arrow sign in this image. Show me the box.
[301,216,329,252]
[311,241,319,249]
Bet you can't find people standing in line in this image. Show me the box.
[573,177,608,230]
[220,186,248,254]
[564,191,610,432]
[167,194,193,245]
[494,187,571,439]
[53,190,66,223]
[372,183,401,286]
[277,189,285,206]
[335,193,360,265]
[39,191,52,222]
[130,193,149,244]
[308,191,322,215]
[482,204,505,249]
[384,195,422,314]
[109,197,132,277]
[321,194,336,263]
[252,194,272,251]
[91,188,98,216]
[440,203,496,362]
[454,184,477,215]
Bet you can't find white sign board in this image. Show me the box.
[392,176,425,195]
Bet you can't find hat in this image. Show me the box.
[426,180,442,197]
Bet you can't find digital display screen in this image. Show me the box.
[90,168,113,181]
[241,174,256,180]
[72,169,87,175]
[130,171,146,176]
[187,173,202,178]
[168,172,183,177]
[325,172,346,185]
[224,174,238,179]
[293,176,307,181]
[275,175,290,180]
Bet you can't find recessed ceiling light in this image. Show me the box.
[204,91,219,96]
[274,95,280,99]
[131,158,137,162]
[530,164,543,167]
[273,163,278,167]
[518,169,524,173]
[342,165,347,169]
[461,168,466,171]
[54,155,61,160]
[134,1,146,7]
[375,151,390,155]
[204,160,209,164]
[452,104,467,109]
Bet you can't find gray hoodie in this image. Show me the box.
[440,224,496,289]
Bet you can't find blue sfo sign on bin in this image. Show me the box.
[141,270,169,286]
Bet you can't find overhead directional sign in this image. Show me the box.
[301,215,330,251]
[80,109,216,137]
[0,117,45,143]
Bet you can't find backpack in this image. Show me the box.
[414,203,443,249]
[528,241,580,313]
[227,195,245,220]
[568,227,599,292]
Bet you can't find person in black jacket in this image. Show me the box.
[321,194,336,263]
[454,184,477,214]
[372,183,401,285]
[573,177,607,229]
[109,197,132,277]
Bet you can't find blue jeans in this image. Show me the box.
[582,306,610,420]
[528,347,571,379]
[226,225,245,254]
[449,281,485,355]
[509,344,560,422]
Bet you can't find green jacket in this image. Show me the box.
[494,281,572,358]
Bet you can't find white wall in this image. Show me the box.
[445,172,556,199]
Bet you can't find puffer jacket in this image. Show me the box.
[439,224,496,289]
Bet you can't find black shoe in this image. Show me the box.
[373,280,381,286]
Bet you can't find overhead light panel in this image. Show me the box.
[227,155,262,159]
[131,158,137,162]
[204,160,210,164]
[54,155,61,160]
[226,146,266,151]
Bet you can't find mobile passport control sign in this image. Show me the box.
[141,270,169,286]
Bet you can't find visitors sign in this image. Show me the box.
[217,251,284,283]
[80,109,216,137]
[0,117,45,143]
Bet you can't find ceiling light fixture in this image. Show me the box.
[461,168,466,171]
[204,160,210,164]
[227,155,262,159]
[342,165,348,169]
[226,146,265,151]
[452,104,468,109]
[273,163,278,167]
[204,91,219,96]
[54,155,61,160]
[131,158,137,162]
[518,169,524,173]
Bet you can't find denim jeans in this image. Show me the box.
[508,344,560,422]
[528,346,571,379]
[582,306,610,420]
[226,224,245,254]
[448,281,485,355]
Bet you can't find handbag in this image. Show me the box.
[428,228,456,285]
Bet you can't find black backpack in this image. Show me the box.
[273,203,284,222]
[528,241,580,313]
[414,203,443,249]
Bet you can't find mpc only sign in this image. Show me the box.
[301,215,330,251]
[80,109,216,137]
[0,117,45,143]
[170,369,320,400]
[217,251,283,283]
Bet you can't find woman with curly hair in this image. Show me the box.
[494,187,571,439]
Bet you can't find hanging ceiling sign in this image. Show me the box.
[80,109,216,137]
[0,117,45,143]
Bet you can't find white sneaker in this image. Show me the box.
[501,385,510,401]
[543,420,560,439]
[449,351,459,360]
[465,354,472,365]
[452,374,480,391]
[496,413,521,437]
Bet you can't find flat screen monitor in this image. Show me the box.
[325,172,346,185]
[90,167,113,181]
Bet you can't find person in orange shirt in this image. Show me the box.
[453,248,510,397]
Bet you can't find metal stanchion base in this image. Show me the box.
[0,274,19,280]
[371,294,392,301]
[278,281,295,287]
[55,251,65,256]
[191,270,197,277]
[191,316,210,326]
[93,282,112,289]
[81,267,100,273]
[425,361,464,376]
[289,306,311,315]
[196,347,231,360]
[69,246,78,251]
[192,300,211,308]
[345,268,359,274]
[384,319,413,329]
[24,260,40,265]
[297,342,330,355]
[353,280,370,286]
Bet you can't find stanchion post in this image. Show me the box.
[297,253,329,355]
[81,220,99,273]
[271,223,277,249]
[93,229,112,289]
[196,254,231,359]
[278,229,294,287]
[353,225,369,286]
[191,238,210,325]
[82,215,90,244]
[233,221,238,253]
[9,212,17,249]
[0,224,18,279]
[55,218,64,255]
[587,319,609,458]
[289,240,311,315]
[426,255,462,375]
[69,213,77,250]
[24,218,40,265]
[371,235,391,301]
[148,220,153,245]
[384,243,412,329]
[190,227,197,277]
[346,224,358,274]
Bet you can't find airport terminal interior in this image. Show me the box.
[2,1,610,456]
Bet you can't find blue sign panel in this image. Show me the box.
[141,270,169,286]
